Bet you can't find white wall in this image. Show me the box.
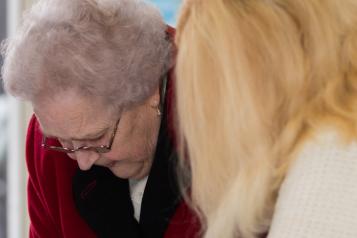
[6,0,35,237]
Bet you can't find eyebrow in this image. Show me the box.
[41,127,109,141]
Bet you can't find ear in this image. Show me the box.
[148,87,160,108]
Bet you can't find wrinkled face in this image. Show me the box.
[34,90,161,179]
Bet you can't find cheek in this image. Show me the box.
[104,135,139,161]
[102,144,148,162]
[67,153,76,160]
[101,148,125,161]
[103,116,158,162]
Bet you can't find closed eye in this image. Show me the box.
[86,133,106,142]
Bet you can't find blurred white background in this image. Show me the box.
[0,0,181,237]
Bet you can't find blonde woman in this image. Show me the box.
[175,0,357,237]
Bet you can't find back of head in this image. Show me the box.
[176,0,357,237]
[1,0,171,108]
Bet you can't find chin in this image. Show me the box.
[109,163,149,180]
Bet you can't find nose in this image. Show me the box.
[75,150,100,170]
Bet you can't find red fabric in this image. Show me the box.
[164,25,179,148]
[164,202,201,238]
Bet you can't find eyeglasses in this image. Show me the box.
[41,117,121,154]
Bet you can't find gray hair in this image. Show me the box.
[1,0,172,108]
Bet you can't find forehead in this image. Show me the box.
[33,90,113,139]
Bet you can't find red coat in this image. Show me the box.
[25,27,200,237]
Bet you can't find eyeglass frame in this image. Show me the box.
[41,117,121,154]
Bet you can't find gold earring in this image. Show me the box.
[156,106,162,116]
[151,104,162,116]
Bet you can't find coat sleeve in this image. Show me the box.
[26,115,96,238]
[268,132,357,238]
[164,201,200,238]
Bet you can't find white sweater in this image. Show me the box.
[268,130,357,238]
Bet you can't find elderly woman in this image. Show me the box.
[176,0,357,238]
[2,0,199,237]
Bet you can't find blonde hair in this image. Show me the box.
[175,0,357,237]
